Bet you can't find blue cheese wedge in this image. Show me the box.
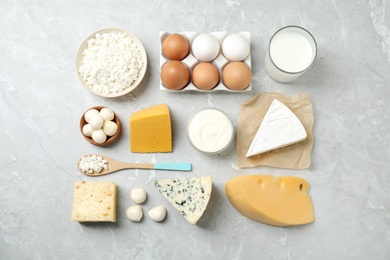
[246,99,307,157]
[154,176,212,224]
[71,181,117,222]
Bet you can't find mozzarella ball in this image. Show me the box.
[92,129,107,144]
[103,121,118,136]
[148,206,167,222]
[82,124,94,137]
[84,109,100,123]
[89,115,104,130]
[126,205,143,222]
[100,108,115,121]
[130,188,147,204]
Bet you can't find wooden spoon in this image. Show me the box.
[78,154,192,176]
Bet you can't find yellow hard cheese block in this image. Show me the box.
[130,104,172,153]
[71,181,117,222]
[225,175,314,226]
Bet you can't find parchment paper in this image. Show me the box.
[236,92,314,169]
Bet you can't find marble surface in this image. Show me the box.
[1,0,389,259]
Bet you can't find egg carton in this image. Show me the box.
[160,31,251,92]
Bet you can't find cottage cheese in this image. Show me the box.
[78,32,143,95]
[78,154,108,174]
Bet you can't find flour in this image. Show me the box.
[78,32,143,95]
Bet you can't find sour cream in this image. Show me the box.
[187,108,234,154]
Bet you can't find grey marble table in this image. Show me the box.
[1,0,389,259]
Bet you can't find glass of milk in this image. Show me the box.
[265,26,317,83]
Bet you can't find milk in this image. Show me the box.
[265,26,317,83]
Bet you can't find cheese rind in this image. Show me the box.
[130,104,172,153]
[71,181,117,222]
[246,98,307,157]
[225,175,314,226]
[155,176,212,224]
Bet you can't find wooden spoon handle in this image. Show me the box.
[114,162,192,171]
[112,161,154,171]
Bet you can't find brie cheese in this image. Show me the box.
[246,99,307,157]
[154,176,212,224]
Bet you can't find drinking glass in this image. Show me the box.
[265,26,317,83]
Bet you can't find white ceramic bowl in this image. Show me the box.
[187,108,234,154]
[76,28,147,98]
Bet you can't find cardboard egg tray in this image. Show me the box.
[160,31,251,92]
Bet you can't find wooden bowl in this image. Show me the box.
[80,106,121,146]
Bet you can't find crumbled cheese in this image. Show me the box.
[78,154,108,174]
[78,32,143,95]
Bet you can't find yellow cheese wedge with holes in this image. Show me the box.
[225,175,314,226]
[130,104,172,153]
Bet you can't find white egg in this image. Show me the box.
[130,188,147,204]
[82,124,94,137]
[89,115,104,130]
[84,109,100,123]
[100,108,115,121]
[126,205,143,222]
[222,34,250,61]
[148,206,167,222]
[92,129,107,144]
[192,34,220,62]
[103,121,118,136]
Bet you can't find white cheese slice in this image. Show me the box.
[154,176,212,224]
[246,99,307,157]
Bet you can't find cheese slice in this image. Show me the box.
[130,104,172,153]
[225,175,314,226]
[71,181,117,222]
[155,176,212,224]
[246,98,307,157]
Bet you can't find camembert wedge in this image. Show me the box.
[246,98,307,157]
[154,176,212,224]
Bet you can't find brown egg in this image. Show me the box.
[222,62,252,90]
[162,34,190,60]
[192,63,220,90]
[161,60,190,90]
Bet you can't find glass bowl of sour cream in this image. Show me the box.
[187,108,234,154]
